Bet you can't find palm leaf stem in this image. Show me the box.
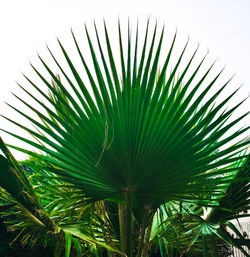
[136,206,147,257]
[202,234,209,257]
[142,219,153,257]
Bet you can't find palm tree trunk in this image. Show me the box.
[119,191,133,257]
[202,234,208,257]
[118,202,127,255]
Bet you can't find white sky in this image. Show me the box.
[0,0,250,159]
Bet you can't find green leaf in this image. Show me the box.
[72,237,82,257]
[1,20,249,236]
[63,227,127,256]
[65,231,72,257]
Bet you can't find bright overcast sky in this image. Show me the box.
[0,0,250,159]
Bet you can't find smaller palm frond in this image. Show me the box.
[0,137,56,232]
[0,140,123,256]
[208,156,250,222]
[151,158,250,257]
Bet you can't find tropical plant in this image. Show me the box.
[150,155,250,257]
[0,138,125,257]
[0,20,249,256]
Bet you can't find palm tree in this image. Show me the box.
[1,20,249,256]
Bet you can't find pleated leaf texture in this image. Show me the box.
[2,21,249,207]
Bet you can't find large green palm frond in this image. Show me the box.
[1,20,249,208]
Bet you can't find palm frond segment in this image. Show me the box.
[0,137,56,231]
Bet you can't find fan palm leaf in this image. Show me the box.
[1,20,249,256]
